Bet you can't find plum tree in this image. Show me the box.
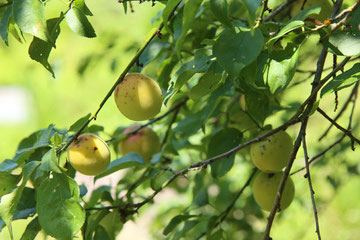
[119,125,161,163]
[67,133,110,176]
[114,73,163,121]
[253,171,295,211]
[250,130,293,172]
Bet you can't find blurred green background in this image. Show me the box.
[0,0,359,239]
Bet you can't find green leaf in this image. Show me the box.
[188,70,223,100]
[94,153,145,181]
[0,161,40,239]
[213,29,264,77]
[36,173,85,240]
[292,5,321,21]
[0,159,19,173]
[20,217,41,240]
[175,78,233,137]
[329,32,360,56]
[163,215,196,236]
[242,0,261,27]
[208,228,224,240]
[208,128,242,178]
[162,0,182,32]
[350,6,360,37]
[28,16,62,78]
[244,87,270,124]
[39,147,61,173]
[68,113,91,132]
[210,0,232,28]
[174,49,212,90]
[0,4,12,45]
[173,220,200,240]
[175,0,204,57]
[74,0,93,16]
[16,124,54,154]
[65,7,96,38]
[85,209,109,240]
[193,172,208,206]
[151,170,173,191]
[269,20,304,44]
[13,0,49,42]
[84,185,111,208]
[264,44,299,94]
[0,173,21,198]
[321,63,360,98]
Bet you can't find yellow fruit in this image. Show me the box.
[250,130,293,172]
[253,171,295,211]
[114,73,163,121]
[68,133,110,176]
[119,125,161,163]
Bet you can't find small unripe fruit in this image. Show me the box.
[68,133,110,176]
[119,125,161,163]
[250,130,293,173]
[114,73,162,121]
[253,171,295,211]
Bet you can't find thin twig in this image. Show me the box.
[291,134,346,175]
[264,0,297,21]
[317,108,360,149]
[196,168,258,239]
[302,135,321,240]
[319,84,359,140]
[161,104,182,147]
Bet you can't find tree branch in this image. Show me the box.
[302,135,321,240]
[291,134,346,175]
[264,0,297,21]
[317,108,360,149]
[318,83,359,140]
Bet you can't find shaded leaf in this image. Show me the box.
[329,32,360,56]
[74,0,93,16]
[264,44,299,94]
[68,113,91,132]
[65,7,96,38]
[208,128,242,178]
[36,173,85,240]
[0,4,12,45]
[94,153,145,181]
[213,29,263,77]
[321,63,360,97]
[13,0,49,42]
[29,16,62,78]
[242,0,261,27]
[175,0,204,57]
[39,147,61,173]
[20,217,41,240]
[210,0,232,28]
[163,215,196,236]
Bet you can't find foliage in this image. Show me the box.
[0,0,360,239]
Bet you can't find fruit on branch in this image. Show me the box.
[253,171,295,211]
[114,73,163,121]
[67,133,110,176]
[250,130,293,173]
[291,0,333,21]
[119,125,161,163]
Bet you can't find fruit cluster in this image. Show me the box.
[67,73,162,176]
[250,130,295,211]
